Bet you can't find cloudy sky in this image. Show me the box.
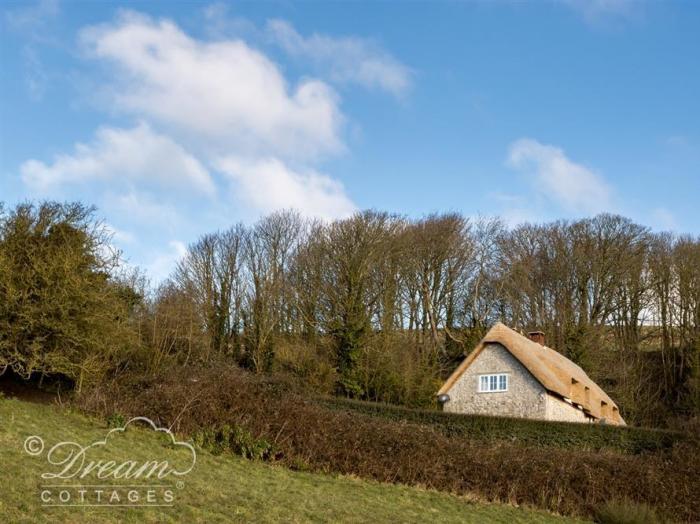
[1,0,699,280]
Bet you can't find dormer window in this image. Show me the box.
[570,378,579,399]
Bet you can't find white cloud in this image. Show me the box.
[561,0,637,23]
[267,19,411,97]
[80,11,343,160]
[5,0,60,100]
[21,122,214,195]
[104,223,136,245]
[489,193,540,227]
[507,138,612,214]
[22,47,47,99]
[144,240,188,285]
[17,10,374,280]
[650,207,678,232]
[106,190,182,228]
[201,2,259,40]
[666,135,689,147]
[5,0,59,34]
[216,156,356,220]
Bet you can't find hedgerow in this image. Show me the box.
[315,397,693,455]
[77,364,700,522]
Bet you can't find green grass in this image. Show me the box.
[316,396,692,454]
[0,397,584,523]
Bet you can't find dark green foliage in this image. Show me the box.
[333,319,368,397]
[192,424,276,460]
[309,211,402,397]
[316,397,693,454]
[106,412,126,428]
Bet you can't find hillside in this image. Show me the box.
[0,397,579,523]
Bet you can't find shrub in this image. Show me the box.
[274,337,336,395]
[192,424,276,460]
[106,412,126,428]
[0,202,140,391]
[354,332,442,408]
[595,499,664,524]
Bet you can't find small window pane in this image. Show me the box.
[480,374,508,392]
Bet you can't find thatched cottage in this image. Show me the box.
[437,323,625,425]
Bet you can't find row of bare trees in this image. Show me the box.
[2,201,693,424]
[137,210,698,425]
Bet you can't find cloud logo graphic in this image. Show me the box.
[31,416,197,480]
[92,417,197,476]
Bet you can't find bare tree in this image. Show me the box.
[173,225,245,361]
[242,211,304,372]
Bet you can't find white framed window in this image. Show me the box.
[478,373,508,392]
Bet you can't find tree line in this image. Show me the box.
[1,201,698,427]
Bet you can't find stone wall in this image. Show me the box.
[545,393,592,423]
[442,343,547,419]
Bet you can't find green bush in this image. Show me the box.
[595,499,664,524]
[192,423,276,460]
[316,397,693,454]
[106,412,126,428]
[0,202,140,391]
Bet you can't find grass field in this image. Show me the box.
[0,397,583,523]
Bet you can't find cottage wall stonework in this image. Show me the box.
[442,343,547,419]
[443,342,591,423]
[545,393,591,423]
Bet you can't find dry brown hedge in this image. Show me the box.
[77,365,699,522]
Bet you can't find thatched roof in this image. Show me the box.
[438,322,625,425]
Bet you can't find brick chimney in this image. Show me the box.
[528,331,545,346]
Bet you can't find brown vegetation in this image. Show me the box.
[78,365,700,522]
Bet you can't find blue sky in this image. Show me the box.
[2,0,699,281]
